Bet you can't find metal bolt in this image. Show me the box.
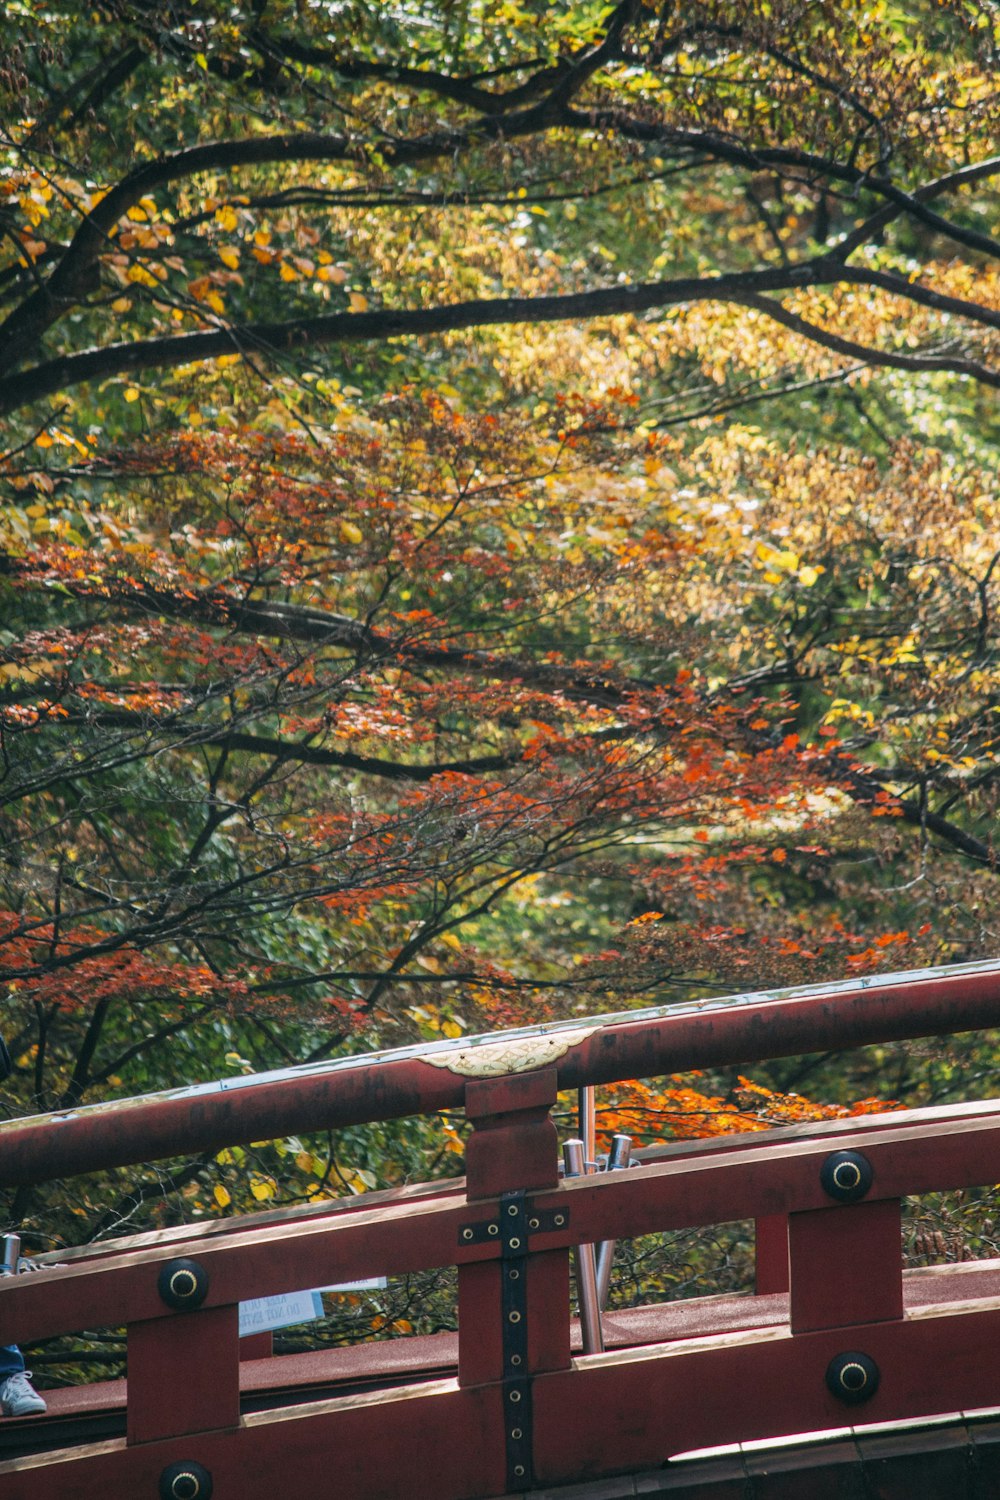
[554,1214,565,1226]
[510,1353,522,1367]
[509,1267,520,1280]
[461,1228,473,1241]
[509,1388,522,1402]
[508,1204,519,1216]
[159,1461,213,1500]
[487,1223,499,1236]
[508,1310,522,1323]
[514,1465,525,1478]
[528,1217,539,1229]
[511,1428,522,1440]
[509,1236,521,1250]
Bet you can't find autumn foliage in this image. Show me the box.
[0,1,999,1258]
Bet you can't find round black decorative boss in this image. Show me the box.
[159,1460,213,1500]
[826,1350,880,1405]
[157,1257,209,1310]
[819,1150,873,1203]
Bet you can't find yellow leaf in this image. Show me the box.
[112,296,131,312]
[215,205,239,232]
[250,1178,275,1201]
[279,261,299,282]
[218,246,240,269]
[440,932,461,951]
[213,1184,231,1208]
[348,291,369,312]
[124,387,140,402]
[195,51,208,70]
[339,520,363,545]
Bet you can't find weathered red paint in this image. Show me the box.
[532,1306,1000,1484]
[788,1199,903,1332]
[126,1305,240,1444]
[2,960,999,1186]
[458,1068,570,1407]
[0,1381,505,1500]
[463,1069,560,1200]
[755,1214,789,1294]
[7,1102,1000,1347]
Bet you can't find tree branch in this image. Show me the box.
[6,251,1000,413]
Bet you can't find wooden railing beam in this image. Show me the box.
[3,960,1000,1187]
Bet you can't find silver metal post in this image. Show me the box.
[578,1086,596,1171]
[595,1134,631,1308]
[0,1234,20,1277]
[562,1139,604,1354]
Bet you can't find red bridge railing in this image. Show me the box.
[2,960,1000,1500]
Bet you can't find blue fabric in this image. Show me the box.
[0,1346,24,1378]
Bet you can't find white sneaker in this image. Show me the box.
[0,1371,46,1416]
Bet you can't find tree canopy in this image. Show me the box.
[1,0,999,1257]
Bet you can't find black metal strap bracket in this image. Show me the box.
[500,1190,531,1489]
[456,1191,570,1488]
[457,1199,568,1248]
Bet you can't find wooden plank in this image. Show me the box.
[788,1201,903,1333]
[532,1303,1000,1485]
[0,1379,503,1500]
[126,1306,240,1443]
[0,1191,479,1345]
[755,1215,789,1295]
[32,1174,468,1268]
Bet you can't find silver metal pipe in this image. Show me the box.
[578,1086,596,1171]
[595,1134,631,1308]
[0,1234,20,1277]
[562,1139,604,1354]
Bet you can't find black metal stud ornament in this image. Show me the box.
[157,1257,209,1310]
[820,1150,873,1203]
[826,1350,880,1405]
[159,1460,213,1500]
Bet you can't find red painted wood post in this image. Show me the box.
[240,1330,273,1360]
[755,1214,789,1294]
[788,1199,903,1333]
[458,1068,569,1387]
[127,1305,240,1444]
[459,1067,570,1493]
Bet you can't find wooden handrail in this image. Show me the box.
[2,959,1000,1186]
